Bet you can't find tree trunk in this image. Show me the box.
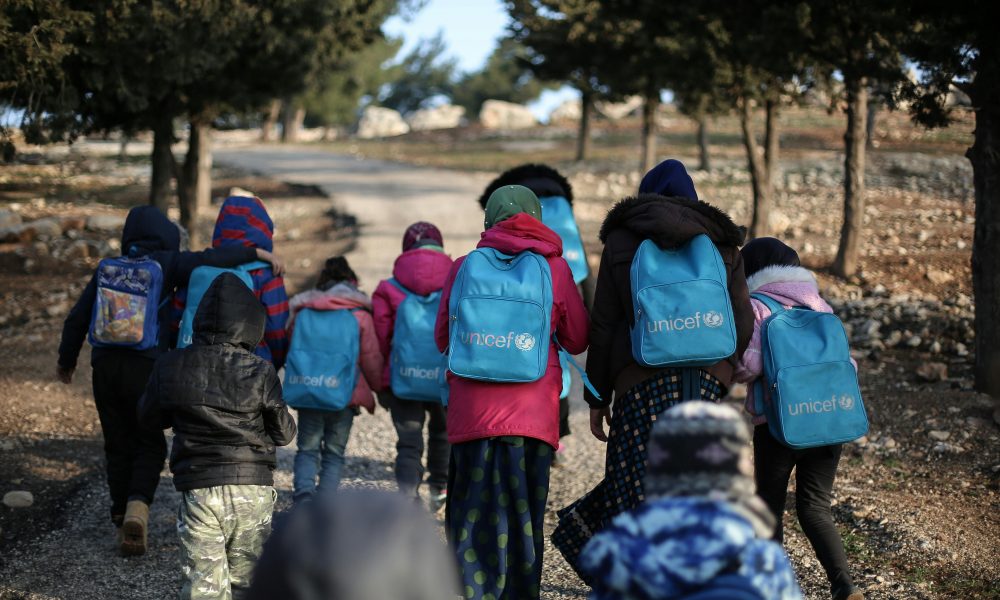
[575,91,592,162]
[178,120,213,248]
[118,135,129,161]
[740,98,771,240]
[765,100,780,192]
[261,99,281,142]
[833,78,868,278]
[640,92,659,174]
[281,102,306,143]
[149,117,175,212]
[697,117,711,172]
[967,81,1000,404]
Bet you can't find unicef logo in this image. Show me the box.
[703,311,724,328]
[514,333,536,352]
[565,250,580,261]
[324,376,340,389]
[838,394,855,410]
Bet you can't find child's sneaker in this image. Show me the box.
[120,500,149,556]
[428,487,447,513]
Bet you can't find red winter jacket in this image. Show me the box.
[372,248,454,388]
[434,213,589,448]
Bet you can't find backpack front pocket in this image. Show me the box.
[449,296,548,383]
[771,360,867,448]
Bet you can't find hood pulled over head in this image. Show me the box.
[121,206,180,255]
[212,196,274,252]
[192,273,266,350]
[600,193,746,248]
[638,158,699,200]
[479,163,573,208]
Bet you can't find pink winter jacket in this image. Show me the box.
[287,283,383,414]
[735,265,845,424]
[372,248,454,388]
[434,213,590,449]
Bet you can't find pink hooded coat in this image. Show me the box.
[434,213,590,448]
[735,265,846,424]
[372,248,455,387]
[287,283,383,414]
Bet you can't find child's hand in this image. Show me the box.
[256,249,286,277]
[590,407,611,442]
[56,365,74,384]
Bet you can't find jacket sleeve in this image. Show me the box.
[434,259,462,353]
[173,245,258,285]
[734,298,767,383]
[727,249,754,362]
[584,244,622,408]
[262,369,296,446]
[58,273,98,370]
[356,311,385,392]
[371,280,396,362]
[552,258,589,355]
[258,273,290,371]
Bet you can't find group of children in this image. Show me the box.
[57,158,865,600]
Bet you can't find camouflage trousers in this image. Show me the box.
[177,485,276,600]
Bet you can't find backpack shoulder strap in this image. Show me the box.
[750,292,785,316]
[387,277,412,296]
[554,337,602,402]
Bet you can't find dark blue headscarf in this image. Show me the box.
[638,159,699,200]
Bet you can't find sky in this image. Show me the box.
[383,0,578,121]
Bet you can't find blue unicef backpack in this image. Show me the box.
[752,293,868,449]
[284,309,359,411]
[388,279,447,402]
[539,196,589,284]
[629,234,737,367]
[89,256,165,350]
[177,261,268,348]
[447,248,553,383]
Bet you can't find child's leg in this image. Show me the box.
[292,410,324,499]
[91,355,156,524]
[795,444,857,598]
[389,398,428,496]
[752,424,797,541]
[425,404,450,493]
[221,485,276,599]
[178,488,229,600]
[316,409,354,492]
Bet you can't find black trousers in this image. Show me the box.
[753,424,855,597]
[387,395,449,495]
[91,353,166,523]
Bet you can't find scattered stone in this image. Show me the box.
[85,214,125,233]
[928,430,951,441]
[356,106,409,139]
[906,335,922,348]
[916,362,948,382]
[0,209,21,229]
[882,437,898,449]
[479,100,536,130]
[3,490,33,508]
[406,104,465,131]
[925,268,954,285]
[931,441,964,454]
[768,210,792,233]
[955,342,969,357]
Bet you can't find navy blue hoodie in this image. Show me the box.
[58,206,258,369]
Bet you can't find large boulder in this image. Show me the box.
[407,104,465,131]
[548,99,581,123]
[356,106,410,139]
[595,96,643,120]
[86,214,126,233]
[0,209,21,229]
[479,100,537,130]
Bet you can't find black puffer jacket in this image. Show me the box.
[138,273,296,492]
[585,194,754,408]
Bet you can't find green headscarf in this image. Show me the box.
[483,185,542,230]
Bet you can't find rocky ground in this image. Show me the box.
[1,136,999,599]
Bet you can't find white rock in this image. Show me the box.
[85,214,126,233]
[406,104,465,131]
[928,430,951,441]
[768,210,792,233]
[229,187,256,198]
[548,99,582,123]
[0,209,21,229]
[595,96,643,120]
[479,100,537,130]
[925,268,954,285]
[3,490,33,508]
[356,106,410,139]
[27,218,63,238]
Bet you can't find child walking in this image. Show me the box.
[136,273,296,599]
[734,237,863,600]
[56,205,283,556]
[372,222,453,509]
[287,257,382,499]
[435,185,589,600]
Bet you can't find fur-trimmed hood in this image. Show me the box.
[600,193,746,247]
[478,163,573,208]
[746,265,816,293]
